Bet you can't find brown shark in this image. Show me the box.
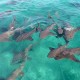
[7,62,25,80]
[54,26,64,38]
[0,26,24,42]
[63,23,80,43]
[0,16,17,42]
[57,26,64,35]
[11,44,33,65]
[63,48,80,55]
[7,44,33,80]
[16,28,37,42]
[54,52,80,62]
[12,18,28,40]
[0,17,16,33]
[55,48,80,62]
[0,17,29,42]
[48,44,67,58]
[48,45,80,62]
[40,23,56,39]
[0,30,15,41]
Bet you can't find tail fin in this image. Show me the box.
[69,55,80,62]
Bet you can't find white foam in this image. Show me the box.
[64,27,74,31]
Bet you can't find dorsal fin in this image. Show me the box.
[48,12,52,19]
[9,16,16,30]
[49,47,55,51]
[27,36,33,41]
[36,27,43,32]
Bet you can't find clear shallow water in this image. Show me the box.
[0,0,80,80]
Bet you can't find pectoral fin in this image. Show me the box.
[49,47,55,51]
[36,27,42,32]
[58,43,62,47]
[27,36,33,41]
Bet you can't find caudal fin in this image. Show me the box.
[69,55,80,62]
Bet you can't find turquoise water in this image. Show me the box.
[0,0,80,80]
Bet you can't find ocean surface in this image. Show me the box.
[0,0,80,80]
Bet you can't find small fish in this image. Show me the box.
[16,28,37,42]
[40,23,56,39]
[7,62,25,80]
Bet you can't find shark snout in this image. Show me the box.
[47,52,54,58]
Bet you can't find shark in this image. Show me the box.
[0,27,23,42]
[40,23,56,39]
[48,44,80,62]
[7,62,25,80]
[0,16,17,42]
[8,44,33,80]
[11,44,33,65]
[0,30,15,41]
[48,44,67,58]
[63,23,80,43]
[54,22,80,43]
[16,28,37,42]
[0,16,16,33]
[54,26,64,38]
